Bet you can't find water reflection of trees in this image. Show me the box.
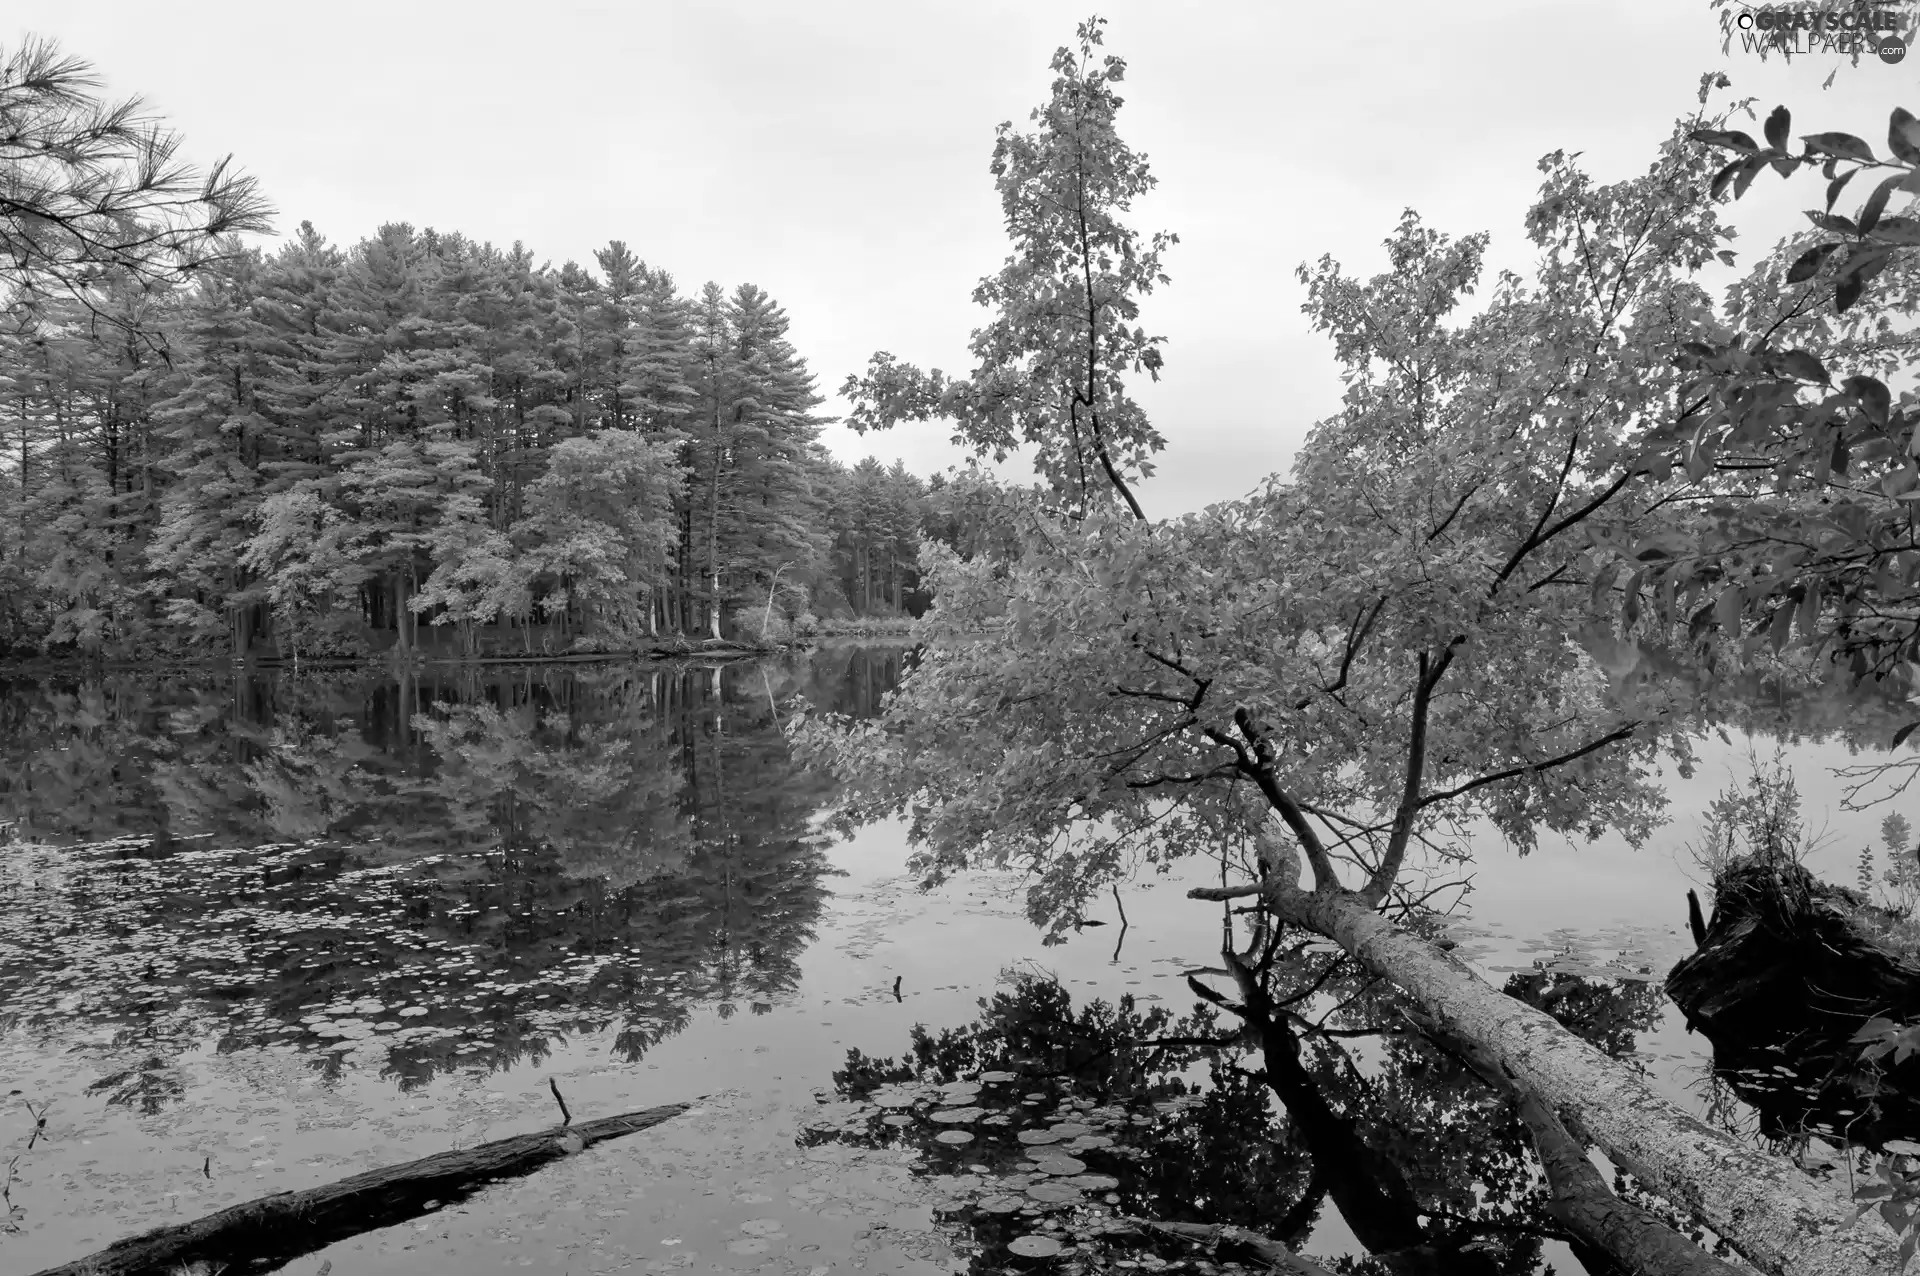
[803,939,1676,1275]
[0,650,909,1098]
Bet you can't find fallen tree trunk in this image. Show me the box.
[1517,1094,1745,1276]
[32,1100,692,1276]
[1403,1004,1745,1276]
[1190,880,1901,1276]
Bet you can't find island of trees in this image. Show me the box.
[0,39,944,662]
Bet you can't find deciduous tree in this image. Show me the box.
[841,17,1173,520]
[798,49,1898,1274]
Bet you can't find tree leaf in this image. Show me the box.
[1829,167,1860,211]
[1874,216,1920,246]
[1675,340,1720,370]
[1734,154,1769,200]
[1838,272,1868,313]
[1765,106,1792,152]
[1808,210,1859,234]
[1859,174,1907,235]
[1685,443,1712,482]
[1769,601,1795,653]
[1692,128,1760,153]
[1797,583,1823,642]
[1711,158,1748,201]
[1892,107,1920,166]
[1835,243,1896,283]
[1843,247,1897,281]
[1715,585,1745,636]
[1787,242,1845,282]
[1895,722,1920,749]
[1775,350,1829,383]
[1804,131,1876,163]
[1845,375,1894,426]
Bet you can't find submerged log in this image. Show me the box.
[1666,856,1920,1148]
[31,1100,691,1276]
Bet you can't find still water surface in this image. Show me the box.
[0,645,1901,1273]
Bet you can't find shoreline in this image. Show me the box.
[0,628,920,677]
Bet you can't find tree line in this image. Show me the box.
[0,71,944,661]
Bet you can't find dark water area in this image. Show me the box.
[0,645,1897,1274]
[0,648,909,1089]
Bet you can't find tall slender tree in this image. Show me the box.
[841,16,1174,520]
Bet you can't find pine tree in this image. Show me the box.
[685,283,830,638]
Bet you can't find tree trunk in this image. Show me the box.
[1519,1094,1745,1276]
[391,572,409,656]
[31,1101,689,1276]
[1212,882,1902,1276]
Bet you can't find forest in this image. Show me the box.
[0,212,944,660]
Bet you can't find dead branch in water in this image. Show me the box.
[30,1099,693,1276]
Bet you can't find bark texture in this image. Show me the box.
[1517,1095,1746,1276]
[1200,882,1902,1276]
[31,1101,690,1276]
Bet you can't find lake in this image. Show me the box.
[0,644,1905,1274]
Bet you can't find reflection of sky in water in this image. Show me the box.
[0,650,1902,1273]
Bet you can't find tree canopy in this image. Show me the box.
[799,30,1911,1272]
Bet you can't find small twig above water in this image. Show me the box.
[891,975,902,1003]
[2,1155,22,1234]
[20,1099,47,1151]
[547,1078,572,1127]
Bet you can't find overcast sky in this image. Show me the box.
[11,1,1909,515]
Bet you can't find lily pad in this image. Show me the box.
[882,1113,915,1126]
[931,1106,984,1124]
[1017,1128,1064,1145]
[1008,1234,1064,1257]
[1028,1154,1085,1175]
[978,1194,1025,1214]
[1026,1181,1084,1204]
[1048,1122,1091,1138]
[934,1129,975,1145]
